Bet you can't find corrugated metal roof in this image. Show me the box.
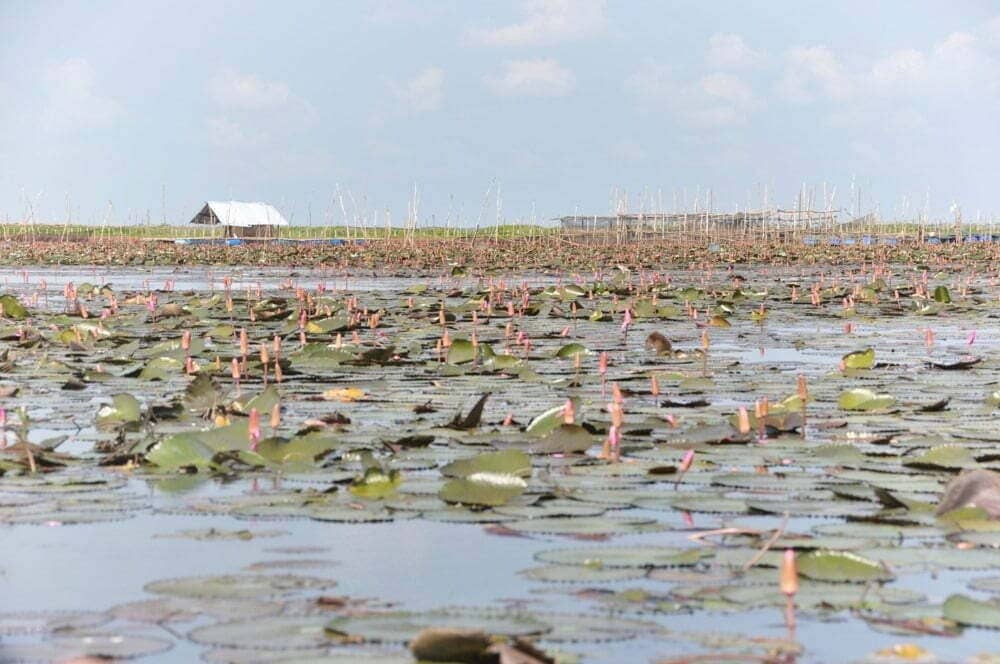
[190,201,289,227]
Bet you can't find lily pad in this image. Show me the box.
[942,594,1000,628]
[796,550,894,583]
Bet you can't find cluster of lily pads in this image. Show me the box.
[1,258,1000,662]
[2,234,1000,271]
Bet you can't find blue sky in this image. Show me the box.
[1,0,999,226]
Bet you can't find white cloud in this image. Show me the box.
[623,62,675,110]
[706,33,762,69]
[862,33,998,104]
[700,72,755,106]
[985,15,1000,45]
[778,46,854,102]
[931,31,998,90]
[210,70,294,110]
[207,69,316,148]
[207,117,256,148]
[466,0,605,46]
[42,58,122,132]
[367,0,436,26]
[869,49,927,89]
[394,67,444,112]
[625,62,758,128]
[486,59,575,97]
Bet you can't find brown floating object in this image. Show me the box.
[645,331,672,355]
[409,627,492,663]
[936,469,1000,518]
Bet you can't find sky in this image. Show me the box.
[1,0,999,226]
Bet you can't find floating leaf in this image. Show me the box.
[95,393,141,428]
[505,516,665,537]
[529,424,595,455]
[796,550,893,583]
[838,388,896,411]
[145,574,336,600]
[0,293,28,319]
[942,594,1000,628]
[535,546,707,568]
[145,434,216,471]
[843,348,875,369]
[447,338,476,365]
[932,285,951,303]
[555,343,589,359]
[441,450,531,479]
[905,445,978,471]
[349,467,402,500]
[520,564,645,583]
[324,610,549,645]
[322,387,366,402]
[526,400,579,437]
[439,473,526,507]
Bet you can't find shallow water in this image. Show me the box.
[1,264,999,663]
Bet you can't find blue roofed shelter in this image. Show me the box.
[189,201,289,239]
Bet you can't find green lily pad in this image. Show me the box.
[324,610,549,644]
[505,516,666,536]
[520,564,646,583]
[447,338,476,365]
[843,348,875,369]
[441,449,531,479]
[796,550,894,583]
[535,546,707,568]
[555,343,589,359]
[95,393,141,428]
[144,574,336,599]
[0,293,29,319]
[942,594,1000,628]
[526,400,580,437]
[439,473,526,507]
[839,388,896,411]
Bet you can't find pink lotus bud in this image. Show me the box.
[608,425,621,451]
[248,408,261,451]
[679,449,695,473]
[737,407,751,434]
[0,408,6,427]
[967,330,977,346]
[598,352,608,376]
[621,308,633,332]
[780,549,798,596]
[562,399,575,424]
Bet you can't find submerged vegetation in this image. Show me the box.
[1,254,1000,662]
